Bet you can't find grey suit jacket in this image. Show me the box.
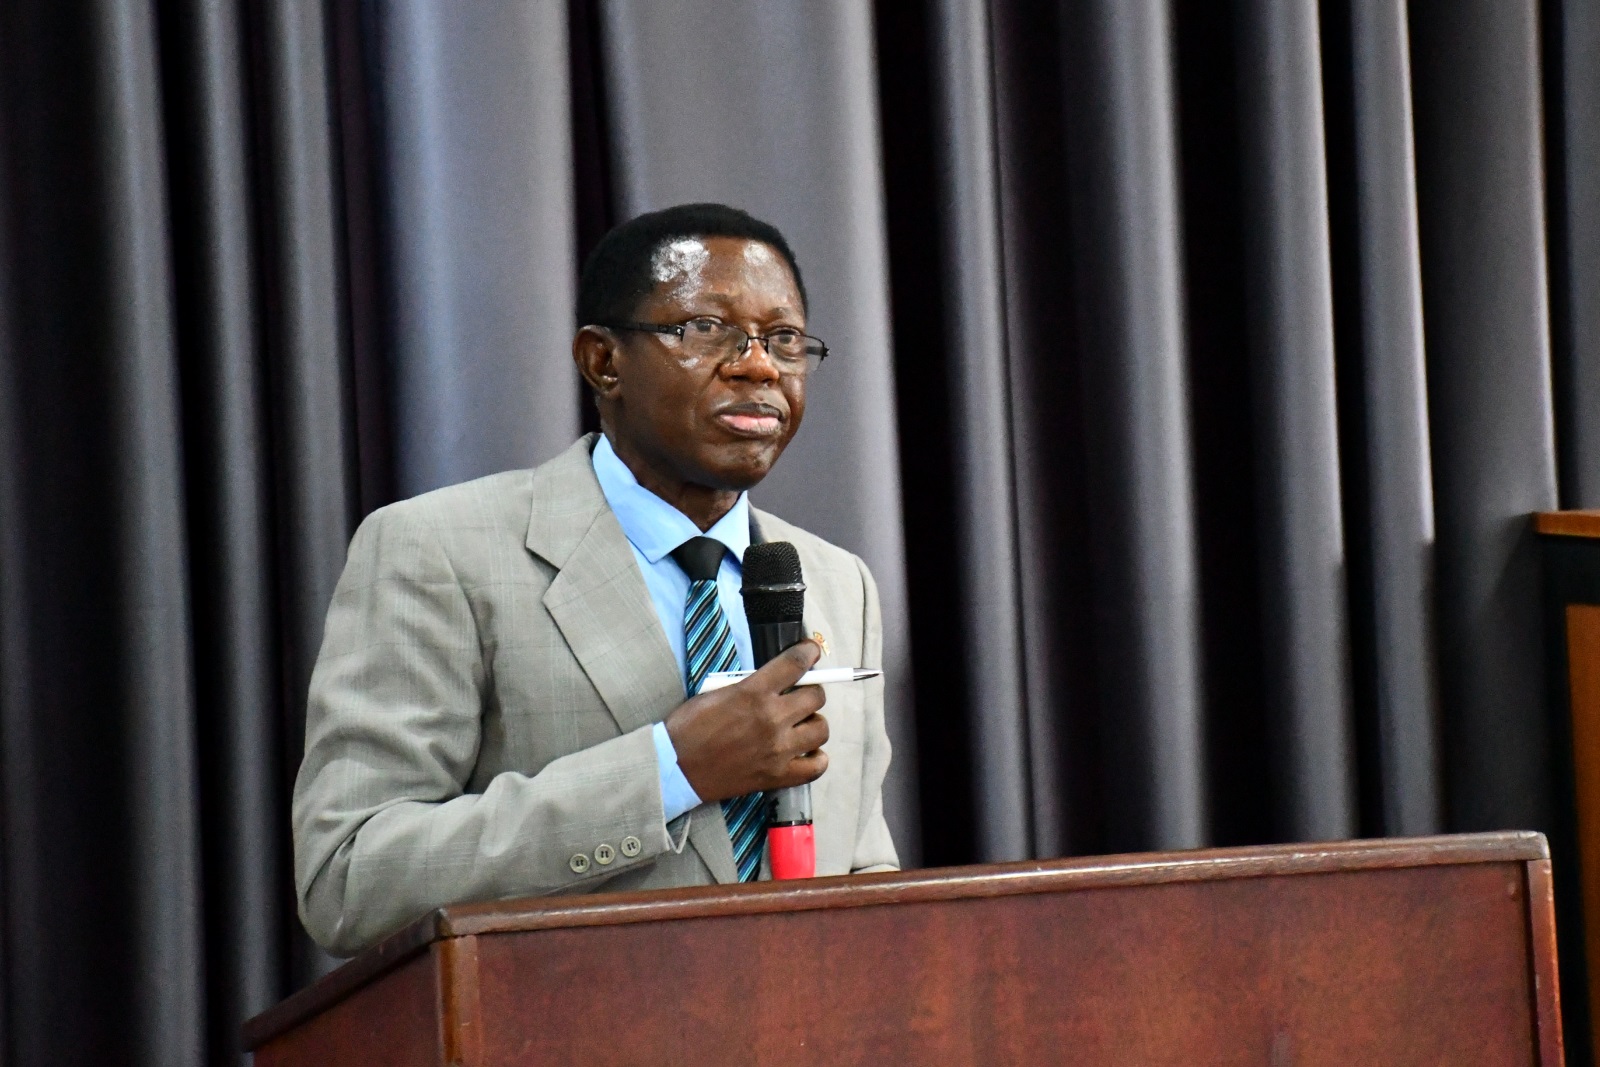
[293,435,898,955]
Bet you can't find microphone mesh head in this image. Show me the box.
[742,542,805,624]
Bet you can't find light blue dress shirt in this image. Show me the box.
[591,435,755,822]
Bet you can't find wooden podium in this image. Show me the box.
[246,832,1561,1066]
[1538,509,1600,1064]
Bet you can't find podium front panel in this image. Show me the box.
[247,832,1561,1066]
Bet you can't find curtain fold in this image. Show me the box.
[247,0,354,990]
[926,0,1031,863]
[0,3,205,1063]
[1053,0,1206,853]
[158,0,285,1060]
[364,0,579,496]
[1233,0,1359,842]
[1554,0,1600,508]
[985,0,1094,858]
[1410,0,1559,833]
[1,0,354,1061]
[93,2,204,1061]
[1326,0,1443,837]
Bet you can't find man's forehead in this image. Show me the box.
[650,237,709,282]
[687,288,798,317]
[649,235,786,275]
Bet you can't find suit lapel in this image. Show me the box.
[542,516,682,737]
[527,436,739,884]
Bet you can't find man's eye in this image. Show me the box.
[769,329,801,344]
[685,318,721,335]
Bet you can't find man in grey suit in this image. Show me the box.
[294,204,898,956]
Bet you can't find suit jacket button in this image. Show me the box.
[594,843,616,865]
[621,835,642,858]
[569,853,591,874]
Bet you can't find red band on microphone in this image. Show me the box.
[767,822,815,880]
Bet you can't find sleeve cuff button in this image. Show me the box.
[595,843,616,865]
[621,835,642,858]
[569,853,591,874]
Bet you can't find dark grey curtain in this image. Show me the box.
[0,1,353,1063]
[881,0,1575,866]
[362,0,579,495]
[1,0,1596,1064]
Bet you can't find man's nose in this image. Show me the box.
[722,336,783,382]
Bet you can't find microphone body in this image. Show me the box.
[742,543,815,880]
[748,619,806,667]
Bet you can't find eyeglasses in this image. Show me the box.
[605,317,829,377]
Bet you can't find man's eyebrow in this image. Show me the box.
[688,293,798,319]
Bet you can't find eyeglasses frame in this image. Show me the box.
[601,318,830,372]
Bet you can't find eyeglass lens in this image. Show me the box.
[678,319,821,373]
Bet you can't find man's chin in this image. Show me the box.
[697,439,787,492]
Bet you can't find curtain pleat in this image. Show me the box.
[365,0,579,496]
[926,0,1031,863]
[248,0,355,988]
[158,0,286,1061]
[94,2,205,1061]
[1,0,355,1060]
[1554,0,1600,508]
[1325,0,1444,836]
[985,0,1093,859]
[1233,0,1359,842]
[1054,0,1206,853]
[0,2,205,1063]
[1410,0,1560,833]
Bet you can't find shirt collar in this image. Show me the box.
[592,434,750,566]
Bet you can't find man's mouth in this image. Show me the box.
[714,403,785,437]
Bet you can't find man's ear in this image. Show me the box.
[573,325,623,399]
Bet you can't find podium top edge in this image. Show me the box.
[244,831,1544,1048]
[1535,510,1600,538]
[436,830,1546,937]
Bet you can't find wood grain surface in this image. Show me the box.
[1536,511,1600,539]
[251,949,438,1067]
[1568,603,1600,1059]
[246,832,1559,1065]
[471,861,1540,1065]
[248,831,1544,1047]
[1528,858,1569,1067]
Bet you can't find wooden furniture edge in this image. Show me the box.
[440,831,1546,936]
[242,910,445,1050]
[437,935,483,1067]
[1527,858,1568,1065]
[1536,511,1600,539]
[244,830,1545,1048]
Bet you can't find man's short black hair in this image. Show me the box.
[576,203,808,327]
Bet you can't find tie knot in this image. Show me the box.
[671,536,726,581]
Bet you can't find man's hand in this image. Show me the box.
[664,639,829,804]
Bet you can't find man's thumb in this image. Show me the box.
[752,638,820,689]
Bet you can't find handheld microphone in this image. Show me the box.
[741,542,815,880]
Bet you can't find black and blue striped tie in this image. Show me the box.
[671,536,767,881]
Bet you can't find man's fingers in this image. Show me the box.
[774,682,826,726]
[789,712,829,754]
[785,750,829,785]
[747,638,821,691]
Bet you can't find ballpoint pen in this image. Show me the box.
[699,667,882,692]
